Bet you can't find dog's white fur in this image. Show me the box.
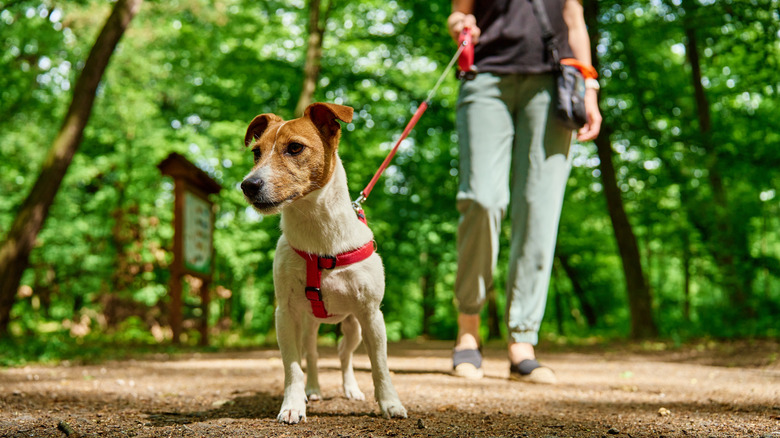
[242,103,407,424]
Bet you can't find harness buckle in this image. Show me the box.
[318,255,337,270]
[305,287,323,301]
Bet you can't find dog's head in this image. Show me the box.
[240,102,354,214]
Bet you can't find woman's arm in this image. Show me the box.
[563,0,601,141]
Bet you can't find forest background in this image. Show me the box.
[1,0,778,364]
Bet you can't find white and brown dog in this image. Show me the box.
[241,102,407,424]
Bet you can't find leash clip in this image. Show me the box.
[352,192,366,214]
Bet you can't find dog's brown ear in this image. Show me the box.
[304,103,354,139]
[244,114,283,147]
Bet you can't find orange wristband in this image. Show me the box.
[561,58,598,80]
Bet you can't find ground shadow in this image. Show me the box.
[317,364,453,377]
[145,391,282,426]
[144,389,384,427]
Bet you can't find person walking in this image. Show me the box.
[448,0,601,383]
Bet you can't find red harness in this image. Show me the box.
[291,210,373,319]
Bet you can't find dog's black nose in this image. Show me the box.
[241,177,263,198]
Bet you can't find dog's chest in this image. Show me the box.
[273,244,384,315]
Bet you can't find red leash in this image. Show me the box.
[352,29,475,213]
[357,101,430,204]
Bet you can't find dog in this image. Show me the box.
[240,102,407,424]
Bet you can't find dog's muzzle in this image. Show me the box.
[241,176,264,199]
[242,176,288,211]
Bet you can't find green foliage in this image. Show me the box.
[1,0,779,359]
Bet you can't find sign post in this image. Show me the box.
[158,153,221,345]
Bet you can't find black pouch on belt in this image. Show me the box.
[531,0,588,130]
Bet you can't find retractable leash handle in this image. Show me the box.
[457,27,477,80]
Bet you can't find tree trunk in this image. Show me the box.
[294,0,329,117]
[683,11,752,313]
[420,253,437,336]
[0,0,143,337]
[682,232,691,322]
[593,133,657,339]
[584,0,658,338]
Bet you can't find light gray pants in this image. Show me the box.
[454,72,573,345]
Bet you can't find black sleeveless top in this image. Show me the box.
[473,0,574,74]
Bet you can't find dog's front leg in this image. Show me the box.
[302,315,322,401]
[339,314,365,400]
[276,305,307,424]
[357,309,407,419]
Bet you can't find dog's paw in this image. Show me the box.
[277,408,306,424]
[379,400,407,419]
[343,383,365,401]
[305,387,322,402]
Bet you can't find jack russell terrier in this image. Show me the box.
[240,102,407,424]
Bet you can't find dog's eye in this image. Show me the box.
[252,148,261,162]
[286,142,305,156]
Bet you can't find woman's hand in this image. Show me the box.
[447,12,481,44]
[577,89,602,141]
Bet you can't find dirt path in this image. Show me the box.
[1,340,779,437]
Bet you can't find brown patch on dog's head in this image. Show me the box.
[244,113,283,147]
[241,103,353,214]
[301,102,353,185]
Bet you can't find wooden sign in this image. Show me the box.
[183,191,214,275]
[158,152,221,345]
